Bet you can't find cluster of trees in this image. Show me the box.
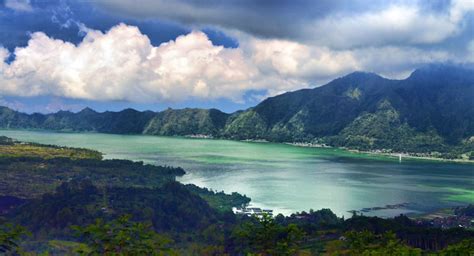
[73,215,176,255]
[325,230,422,255]
[185,184,250,213]
[0,156,185,199]
[230,214,304,255]
[9,179,241,240]
[4,174,474,254]
[2,212,474,255]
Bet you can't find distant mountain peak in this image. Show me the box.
[78,107,97,114]
[120,108,139,113]
[342,71,382,80]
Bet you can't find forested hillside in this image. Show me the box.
[1,64,473,159]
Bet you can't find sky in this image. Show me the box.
[0,0,473,113]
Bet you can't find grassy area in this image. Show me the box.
[0,136,102,160]
[0,143,102,160]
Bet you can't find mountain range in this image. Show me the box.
[1,64,473,158]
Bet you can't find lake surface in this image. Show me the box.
[1,129,473,217]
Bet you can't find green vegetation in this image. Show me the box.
[231,214,304,255]
[0,222,30,254]
[2,65,473,159]
[325,100,447,153]
[0,156,184,199]
[185,184,250,212]
[223,110,267,140]
[0,136,473,254]
[326,230,422,255]
[3,210,474,255]
[144,108,227,136]
[73,215,176,255]
[439,239,474,255]
[0,138,102,160]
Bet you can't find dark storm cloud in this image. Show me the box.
[0,0,224,50]
[94,0,353,39]
[94,0,474,49]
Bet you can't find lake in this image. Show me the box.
[1,129,472,217]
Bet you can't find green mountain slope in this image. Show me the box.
[326,99,446,152]
[0,64,473,157]
[143,108,228,136]
[244,65,474,144]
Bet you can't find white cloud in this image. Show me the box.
[306,1,474,49]
[0,23,470,104]
[235,33,459,87]
[352,46,452,78]
[246,38,359,79]
[4,0,33,12]
[0,23,364,103]
[450,0,474,23]
[0,24,260,102]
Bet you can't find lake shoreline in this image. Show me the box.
[285,142,474,164]
[1,128,473,164]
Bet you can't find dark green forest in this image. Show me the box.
[0,137,473,255]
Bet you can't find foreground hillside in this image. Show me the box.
[0,137,473,255]
[1,64,473,159]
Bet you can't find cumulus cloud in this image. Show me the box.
[0,24,263,102]
[4,0,33,12]
[2,22,470,104]
[0,22,382,103]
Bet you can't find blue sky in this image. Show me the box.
[0,0,473,113]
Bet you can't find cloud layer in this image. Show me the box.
[1,0,473,107]
[0,21,468,104]
[96,0,474,48]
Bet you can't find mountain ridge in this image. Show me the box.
[1,64,473,159]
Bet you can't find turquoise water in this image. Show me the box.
[1,129,473,217]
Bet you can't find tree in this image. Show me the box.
[232,214,304,255]
[342,230,422,256]
[439,238,474,255]
[0,222,30,254]
[73,215,176,255]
